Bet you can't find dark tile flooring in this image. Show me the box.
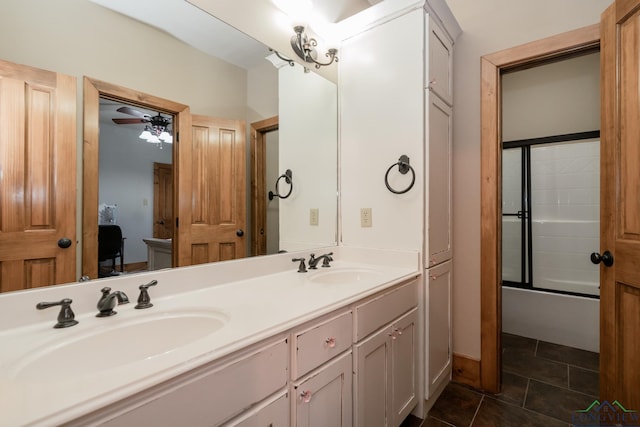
[402,333,600,427]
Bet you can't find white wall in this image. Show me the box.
[339,8,424,253]
[445,0,608,360]
[278,63,338,251]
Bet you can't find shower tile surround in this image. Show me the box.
[502,140,600,295]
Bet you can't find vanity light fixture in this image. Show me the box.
[290,25,338,69]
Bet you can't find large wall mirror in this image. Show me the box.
[0,0,337,287]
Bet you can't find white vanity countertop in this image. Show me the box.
[0,247,420,427]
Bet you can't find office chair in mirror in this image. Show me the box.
[98,225,125,277]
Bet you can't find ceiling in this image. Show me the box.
[88,0,385,70]
[88,0,269,69]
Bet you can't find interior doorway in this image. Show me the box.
[82,77,188,279]
[479,25,600,393]
[250,116,279,256]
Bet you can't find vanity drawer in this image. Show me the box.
[355,279,417,341]
[94,338,288,427]
[293,310,352,378]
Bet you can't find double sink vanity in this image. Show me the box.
[0,247,420,426]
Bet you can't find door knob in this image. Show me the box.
[236,229,244,237]
[57,238,72,248]
[590,251,614,267]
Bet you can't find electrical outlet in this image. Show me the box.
[310,208,319,226]
[361,208,372,227]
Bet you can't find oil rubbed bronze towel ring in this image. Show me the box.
[384,155,415,194]
[269,169,293,200]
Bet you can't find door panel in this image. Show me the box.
[153,163,173,239]
[177,115,246,266]
[600,0,640,408]
[0,60,76,291]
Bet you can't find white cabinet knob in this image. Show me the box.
[300,390,312,403]
[325,337,336,348]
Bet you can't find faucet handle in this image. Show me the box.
[135,280,158,309]
[292,257,307,273]
[36,298,79,328]
[322,252,334,267]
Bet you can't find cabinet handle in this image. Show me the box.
[389,328,403,340]
[430,274,438,280]
[300,390,312,403]
[325,337,336,348]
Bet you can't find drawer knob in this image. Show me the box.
[430,274,438,280]
[300,390,312,403]
[389,328,403,340]
[325,337,336,348]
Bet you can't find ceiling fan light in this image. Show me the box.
[159,131,171,141]
[147,135,161,143]
[139,129,152,140]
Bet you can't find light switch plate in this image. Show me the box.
[361,208,372,227]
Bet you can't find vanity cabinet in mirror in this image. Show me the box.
[0,0,338,290]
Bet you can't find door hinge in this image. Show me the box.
[176,217,179,228]
[176,131,179,142]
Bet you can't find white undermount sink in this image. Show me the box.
[307,267,382,285]
[9,309,228,382]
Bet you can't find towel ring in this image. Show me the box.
[269,169,293,200]
[385,155,415,194]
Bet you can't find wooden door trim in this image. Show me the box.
[82,77,189,278]
[479,25,600,393]
[250,116,279,257]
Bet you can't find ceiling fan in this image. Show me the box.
[112,106,173,144]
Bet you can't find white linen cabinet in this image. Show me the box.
[339,0,460,406]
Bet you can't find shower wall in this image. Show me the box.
[502,140,600,296]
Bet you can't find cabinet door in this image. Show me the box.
[426,94,453,267]
[427,260,452,397]
[293,352,352,427]
[390,309,418,426]
[427,17,453,105]
[354,328,390,427]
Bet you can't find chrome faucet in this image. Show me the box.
[308,252,333,269]
[96,287,129,317]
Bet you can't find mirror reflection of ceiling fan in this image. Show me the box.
[112,106,173,144]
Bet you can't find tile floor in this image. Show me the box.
[402,333,600,427]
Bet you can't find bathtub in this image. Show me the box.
[502,286,599,352]
[501,218,600,353]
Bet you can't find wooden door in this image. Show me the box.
[176,115,246,266]
[600,1,640,408]
[153,163,173,239]
[0,60,76,292]
[250,116,278,257]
